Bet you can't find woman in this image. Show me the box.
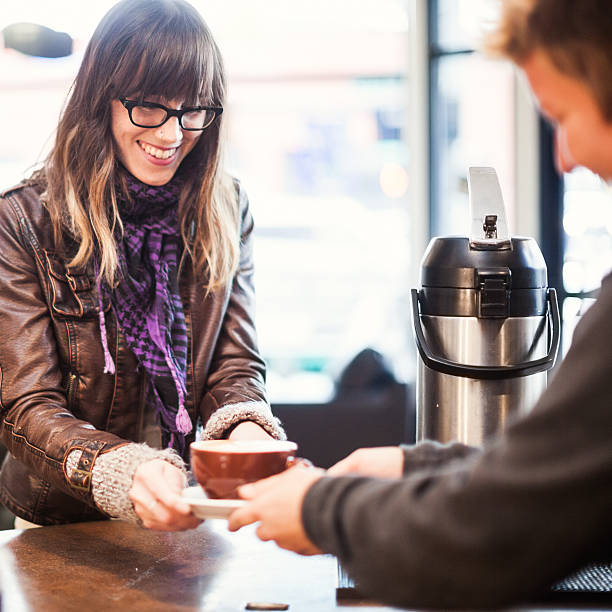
[0,0,284,530]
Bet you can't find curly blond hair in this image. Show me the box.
[485,0,612,120]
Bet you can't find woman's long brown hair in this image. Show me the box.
[40,0,238,290]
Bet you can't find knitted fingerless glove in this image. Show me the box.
[203,401,286,440]
[66,443,186,524]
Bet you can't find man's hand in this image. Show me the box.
[130,459,202,531]
[228,465,325,555]
[327,446,404,478]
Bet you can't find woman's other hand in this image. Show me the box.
[228,420,275,441]
[327,446,404,478]
[228,464,325,555]
[130,459,202,531]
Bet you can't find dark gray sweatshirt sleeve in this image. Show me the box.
[401,440,480,475]
[302,273,612,610]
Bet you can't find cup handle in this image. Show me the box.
[285,456,313,470]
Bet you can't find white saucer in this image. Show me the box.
[181,486,246,520]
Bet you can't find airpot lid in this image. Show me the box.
[419,236,548,289]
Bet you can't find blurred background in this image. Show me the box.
[0,0,610,467]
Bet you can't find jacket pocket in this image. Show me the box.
[42,250,108,319]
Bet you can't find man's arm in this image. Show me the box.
[231,272,612,609]
[302,275,612,609]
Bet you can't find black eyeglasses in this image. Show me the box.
[119,98,223,131]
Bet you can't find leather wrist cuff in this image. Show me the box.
[66,441,106,493]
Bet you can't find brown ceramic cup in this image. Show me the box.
[190,439,299,499]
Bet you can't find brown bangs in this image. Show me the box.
[103,0,220,107]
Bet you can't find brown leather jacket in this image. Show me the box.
[0,179,268,525]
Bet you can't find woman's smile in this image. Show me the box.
[111,99,200,185]
[137,140,180,163]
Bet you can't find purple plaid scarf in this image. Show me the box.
[97,173,192,453]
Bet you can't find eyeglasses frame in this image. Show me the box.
[119,97,223,131]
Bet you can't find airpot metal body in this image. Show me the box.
[412,167,560,446]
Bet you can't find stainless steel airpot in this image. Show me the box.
[411,167,560,446]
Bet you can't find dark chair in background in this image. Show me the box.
[272,349,415,468]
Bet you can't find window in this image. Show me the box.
[429,0,517,238]
[214,1,413,401]
[560,169,611,354]
[539,113,611,357]
[0,0,413,403]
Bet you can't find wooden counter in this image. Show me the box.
[0,520,607,612]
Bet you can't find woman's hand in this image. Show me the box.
[228,420,275,441]
[228,465,325,555]
[130,459,202,531]
[327,446,404,478]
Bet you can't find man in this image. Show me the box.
[228,1,612,608]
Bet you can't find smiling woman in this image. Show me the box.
[110,97,203,186]
[111,97,223,185]
[0,0,285,531]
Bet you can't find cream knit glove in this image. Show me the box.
[66,443,186,524]
[202,401,286,440]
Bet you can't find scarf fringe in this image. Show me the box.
[175,405,192,435]
[96,275,116,375]
[147,306,192,436]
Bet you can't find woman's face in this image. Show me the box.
[110,97,202,186]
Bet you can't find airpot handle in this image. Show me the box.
[411,288,560,380]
